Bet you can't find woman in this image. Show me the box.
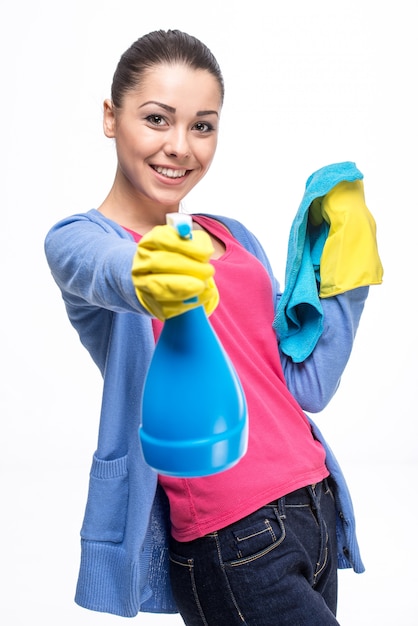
[44,29,382,625]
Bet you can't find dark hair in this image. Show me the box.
[111,29,224,108]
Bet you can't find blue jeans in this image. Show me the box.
[169,478,339,625]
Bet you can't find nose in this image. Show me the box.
[164,126,190,159]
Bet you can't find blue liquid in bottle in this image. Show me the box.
[139,215,248,477]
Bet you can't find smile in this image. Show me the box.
[152,166,188,179]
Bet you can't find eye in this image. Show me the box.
[193,121,214,133]
[146,114,167,127]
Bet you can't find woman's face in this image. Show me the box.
[104,63,222,212]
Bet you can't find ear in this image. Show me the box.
[103,99,116,138]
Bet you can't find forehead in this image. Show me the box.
[130,63,222,110]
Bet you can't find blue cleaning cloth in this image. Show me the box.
[273,162,364,363]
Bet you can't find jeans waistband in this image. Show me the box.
[267,477,330,506]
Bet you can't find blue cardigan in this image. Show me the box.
[45,196,367,617]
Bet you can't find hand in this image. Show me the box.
[309,179,383,296]
[132,224,219,320]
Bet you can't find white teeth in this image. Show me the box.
[154,166,187,179]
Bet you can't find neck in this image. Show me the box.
[98,173,180,235]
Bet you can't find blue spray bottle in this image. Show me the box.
[139,213,248,477]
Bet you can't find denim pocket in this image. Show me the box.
[80,454,128,543]
[169,550,194,570]
[225,510,286,566]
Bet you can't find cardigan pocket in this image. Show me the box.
[80,454,128,543]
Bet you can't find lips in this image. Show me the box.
[152,165,188,179]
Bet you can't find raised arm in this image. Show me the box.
[279,286,368,413]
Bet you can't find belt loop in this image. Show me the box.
[309,479,325,508]
[277,495,286,518]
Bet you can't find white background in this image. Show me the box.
[1,0,417,624]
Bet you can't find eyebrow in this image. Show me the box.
[139,100,218,117]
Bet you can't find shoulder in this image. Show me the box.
[46,209,130,240]
[45,209,133,255]
[196,212,278,289]
[195,213,261,252]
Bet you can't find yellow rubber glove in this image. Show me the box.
[309,179,383,297]
[132,224,219,320]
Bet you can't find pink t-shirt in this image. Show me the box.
[126,216,328,541]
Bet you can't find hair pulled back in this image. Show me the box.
[111,29,224,108]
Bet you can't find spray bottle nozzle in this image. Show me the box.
[166,212,193,239]
[166,213,197,303]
